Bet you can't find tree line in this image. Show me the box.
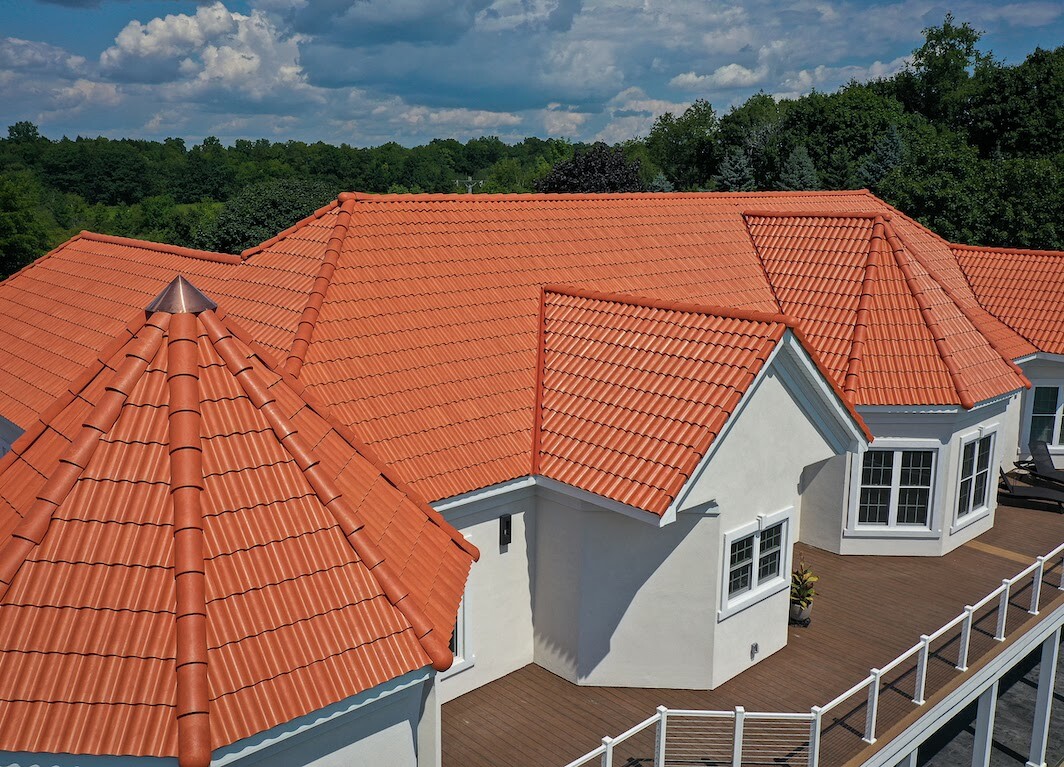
[1,15,1062,276]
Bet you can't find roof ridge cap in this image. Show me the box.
[339,189,870,203]
[951,241,1064,258]
[79,232,241,265]
[200,310,453,672]
[882,222,976,409]
[543,284,795,329]
[531,287,549,477]
[166,312,211,767]
[283,197,357,377]
[842,216,884,402]
[897,232,1032,381]
[240,198,343,259]
[742,209,890,221]
[0,315,167,603]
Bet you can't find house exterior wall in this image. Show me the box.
[1018,357,1064,468]
[532,353,851,690]
[798,453,850,554]
[837,394,1019,556]
[436,488,537,704]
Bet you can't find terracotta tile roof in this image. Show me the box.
[534,287,869,515]
[0,278,476,763]
[745,212,1029,408]
[951,243,1064,356]
[0,231,323,432]
[0,191,1041,506]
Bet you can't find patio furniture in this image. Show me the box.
[998,469,1064,513]
[1023,440,1064,489]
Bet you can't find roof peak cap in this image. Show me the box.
[146,276,217,315]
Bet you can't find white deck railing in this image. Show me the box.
[561,542,1064,767]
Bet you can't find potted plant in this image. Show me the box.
[790,560,818,625]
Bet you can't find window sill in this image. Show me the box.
[717,578,788,622]
[439,655,476,680]
[844,527,940,539]
[950,506,991,536]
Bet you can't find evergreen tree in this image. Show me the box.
[778,146,818,191]
[715,148,756,192]
[857,124,904,191]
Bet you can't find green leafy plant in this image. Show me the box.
[790,560,819,609]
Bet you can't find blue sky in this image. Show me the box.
[1,0,1061,147]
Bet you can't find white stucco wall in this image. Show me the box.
[532,344,857,690]
[798,453,850,554]
[436,487,537,703]
[839,394,1019,556]
[1018,357,1064,468]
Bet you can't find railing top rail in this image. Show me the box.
[1047,542,1064,561]
[662,708,735,718]
[877,641,923,675]
[821,674,875,714]
[742,711,816,721]
[970,583,1009,612]
[1009,560,1040,584]
[926,611,967,642]
[611,713,662,743]
[561,744,606,767]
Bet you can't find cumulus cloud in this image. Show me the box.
[52,78,122,108]
[397,106,523,129]
[0,38,86,75]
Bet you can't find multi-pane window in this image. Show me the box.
[728,522,785,597]
[958,434,994,519]
[1030,386,1064,447]
[857,449,934,527]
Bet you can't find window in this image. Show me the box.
[857,449,934,527]
[442,597,473,677]
[957,433,994,519]
[1030,385,1064,447]
[720,509,793,620]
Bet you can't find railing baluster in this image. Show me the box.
[1030,557,1044,615]
[1059,554,1064,590]
[732,707,745,767]
[864,670,881,744]
[995,579,1011,640]
[957,606,974,671]
[808,706,822,767]
[654,706,667,767]
[913,634,930,704]
[601,736,613,767]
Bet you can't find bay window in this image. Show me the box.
[856,448,935,528]
[957,433,994,519]
[1030,385,1064,447]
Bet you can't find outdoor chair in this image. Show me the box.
[1022,440,1064,489]
[998,468,1064,513]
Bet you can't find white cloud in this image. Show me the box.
[398,106,523,129]
[0,38,86,75]
[671,62,767,90]
[52,78,122,108]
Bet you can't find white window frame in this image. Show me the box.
[718,507,794,621]
[1023,381,1064,455]
[440,596,474,678]
[952,426,998,534]
[845,439,942,538]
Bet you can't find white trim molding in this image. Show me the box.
[440,596,474,679]
[718,506,795,621]
[845,437,944,538]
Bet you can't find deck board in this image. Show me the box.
[442,503,1064,767]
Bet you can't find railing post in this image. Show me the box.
[864,670,881,744]
[732,707,745,767]
[957,606,974,671]
[913,635,931,705]
[1030,557,1044,615]
[654,706,667,767]
[1059,554,1064,590]
[601,736,613,767]
[807,706,823,767]
[995,579,1011,640]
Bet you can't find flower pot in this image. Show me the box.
[789,603,812,625]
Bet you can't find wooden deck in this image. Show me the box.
[441,504,1064,767]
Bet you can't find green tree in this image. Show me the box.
[778,146,818,191]
[204,178,341,254]
[534,143,645,193]
[715,148,756,192]
[857,124,904,191]
[0,171,51,277]
[646,99,718,190]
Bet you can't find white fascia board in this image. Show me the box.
[1015,352,1064,365]
[211,667,433,766]
[0,754,174,767]
[431,474,670,527]
[857,388,1022,417]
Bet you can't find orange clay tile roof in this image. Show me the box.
[951,243,1064,356]
[0,191,1038,507]
[744,213,1028,409]
[0,277,476,764]
[534,287,870,515]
